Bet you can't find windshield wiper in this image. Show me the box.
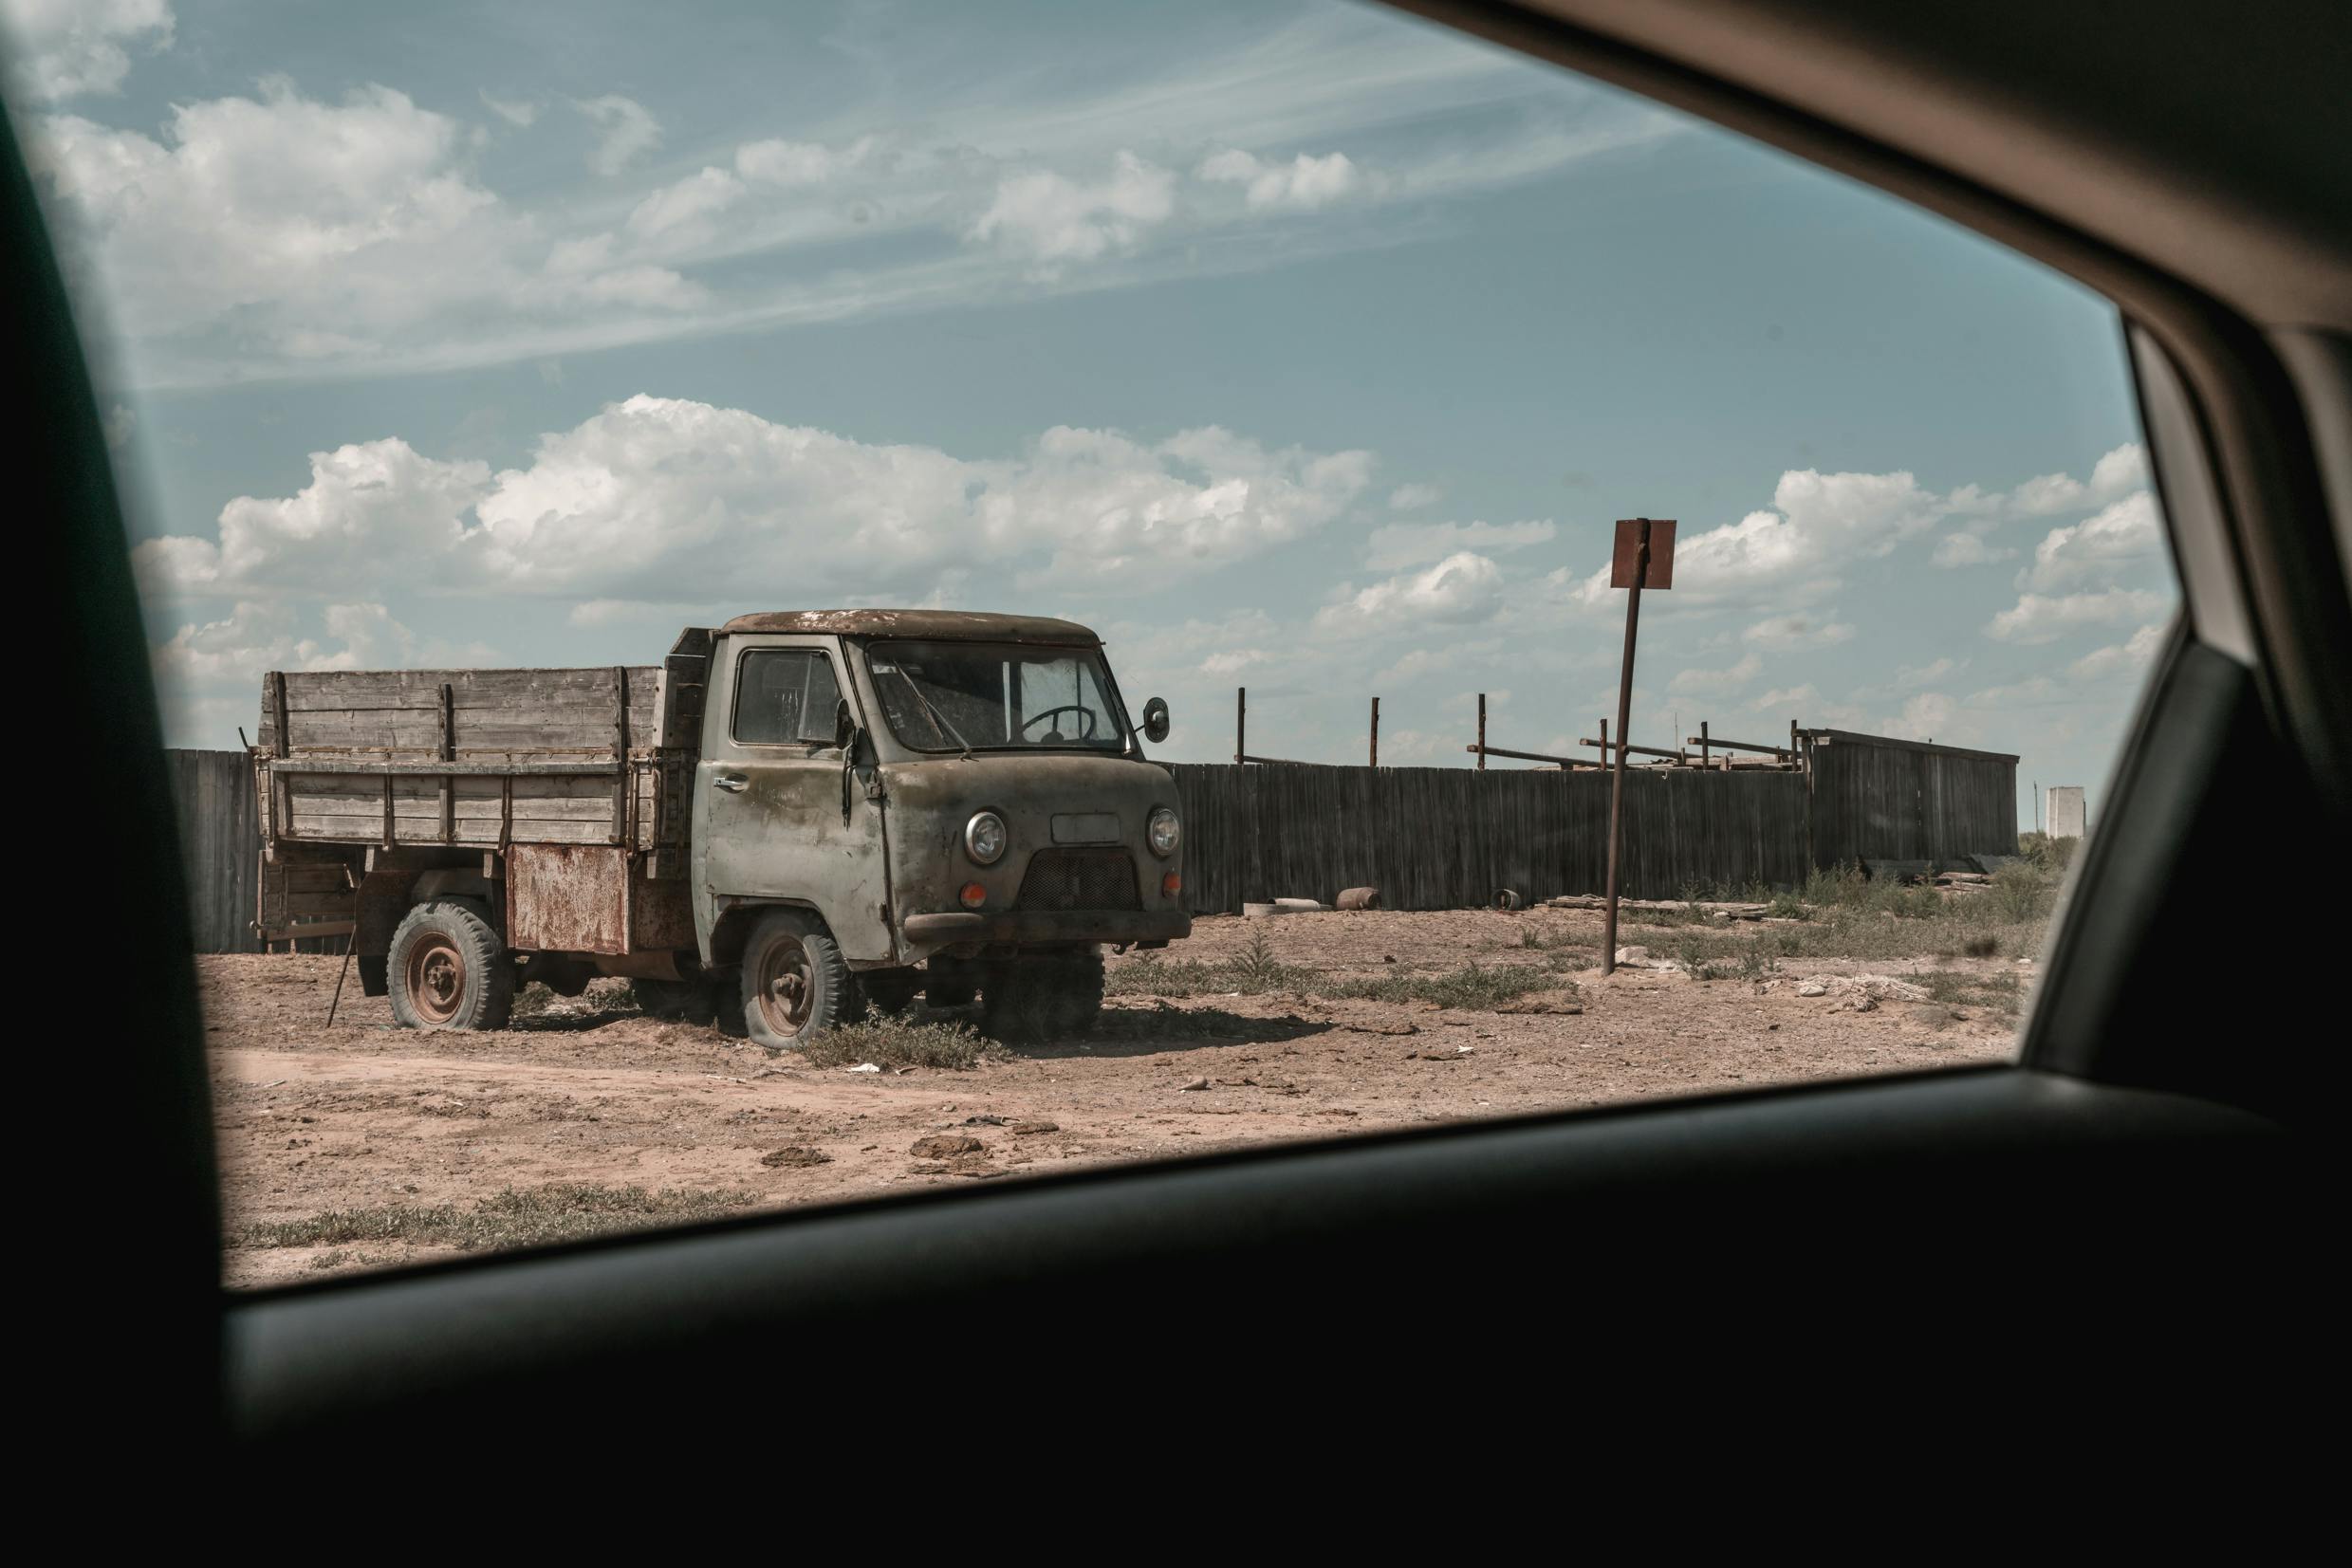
[882,666,973,759]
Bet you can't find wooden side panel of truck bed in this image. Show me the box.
[256,666,685,852]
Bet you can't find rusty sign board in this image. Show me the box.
[1610,518,1677,590]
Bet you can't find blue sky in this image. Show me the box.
[8,0,2175,827]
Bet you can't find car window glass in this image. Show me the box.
[734,650,843,746]
[6,0,2176,1286]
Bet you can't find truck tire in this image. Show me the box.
[388,898,514,1031]
[981,950,1102,1042]
[739,910,859,1050]
[1043,948,1104,1037]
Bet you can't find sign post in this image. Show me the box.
[1602,518,1676,976]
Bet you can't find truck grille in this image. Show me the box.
[1015,848,1140,913]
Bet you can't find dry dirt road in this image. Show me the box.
[207,907,2022,1287]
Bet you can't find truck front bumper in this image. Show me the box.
[901,908,1192,952]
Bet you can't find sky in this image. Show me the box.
[6,0,2176,830]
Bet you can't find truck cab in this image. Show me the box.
[682,610,1188,1046]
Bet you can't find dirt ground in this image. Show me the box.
[208,906,2026,1287]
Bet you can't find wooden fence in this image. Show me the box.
[1806,729,2020,871]
[166,730,2018,946]
[167,749,262,953]
[1168,762,1813,912]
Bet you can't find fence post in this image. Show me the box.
[1476,693,1487,770]
[1369,695,1380,768]
[1235,686,1247,766]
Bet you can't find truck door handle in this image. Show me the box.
[713,772,748,793]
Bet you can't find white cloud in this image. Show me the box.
[1198,148,1363,209]
[1314,551,1505,632]
[968,151,1176,267]
[734,136,875,187]
[134,397,1373,606]
[29,79,715,362]
[576,94,661,175]
[2067,622,2167,681]
[1957,442,2149,520]
[1668,652,1762,697]
[1742,612,1854,650]
[1984,588,2171,644]
[1894,692,1959,739]
[626,166,748,245]
[21,10,1679,387]
[1562,468,1942,611]
[1365,518,1553,571]
[2016,490,2163,591]
[1387,483,1442,511]
[0,0,172,101]
[137,436,492,596]
[1932,531,2016,567]
[478,90,540,128]
[1751,684,1823,710]
[152,599,419,688]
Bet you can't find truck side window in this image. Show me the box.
[733,650,844,747]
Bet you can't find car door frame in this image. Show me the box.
[691,633,894,964]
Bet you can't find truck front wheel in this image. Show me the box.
[740,910,858,1050]
[982,949,1103,1042]
[388,898,514,1031]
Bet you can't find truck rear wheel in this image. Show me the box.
[388,898,514,1031]
[739,910,858,1050]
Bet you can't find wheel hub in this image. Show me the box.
[406,935,466,1024]
[757,936,815,1033]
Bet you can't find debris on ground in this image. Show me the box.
[910,1134,985,1158]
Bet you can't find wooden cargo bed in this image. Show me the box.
[255,665,696,853]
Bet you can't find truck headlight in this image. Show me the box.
[965,811,1007,865]
[1148,807,1181,858]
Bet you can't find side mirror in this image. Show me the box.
[1141,696,1171,745]
[834,698,858,750]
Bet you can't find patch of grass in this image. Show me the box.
[1108,930,1310,999]
[2019,832,2080,873]
[1324,962,1553,1010]
[1990,863,2054,922]
[1232,925,1290,989]
[1921,968,2027,1021]
[794,1009,996,1070]
[240,1183,757,1253]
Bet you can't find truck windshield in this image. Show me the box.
[864,640,1128,753]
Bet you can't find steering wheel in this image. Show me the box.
[1020,705,1100,742]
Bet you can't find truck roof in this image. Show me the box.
[716,609,1102,645]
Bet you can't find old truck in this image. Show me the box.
[251,610,1189,1047]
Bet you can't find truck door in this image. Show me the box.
[691,636,892,963]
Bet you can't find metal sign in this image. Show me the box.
[1610,518,1676,589]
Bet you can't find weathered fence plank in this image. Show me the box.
[167,748,261,952]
